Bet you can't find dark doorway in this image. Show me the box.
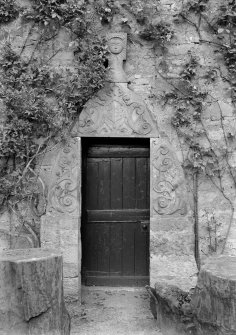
[81,138,150,286]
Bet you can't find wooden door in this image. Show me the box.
[82,139,150,286]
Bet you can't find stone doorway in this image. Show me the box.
[41,135,197,301]
[41,31,197,301]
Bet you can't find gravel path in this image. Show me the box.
[67,286,162,335]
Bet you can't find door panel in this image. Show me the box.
[136,157,148,209]
[123,158,136,209]
[111,158,123,209]
[82,139,150,286]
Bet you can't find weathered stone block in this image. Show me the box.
[147,278,197,335]
[0,248,70,335]
[191,255,236,335]
[64,277,80,303]
[41,215,80,300]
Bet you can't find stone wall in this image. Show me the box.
[0,0,236,300]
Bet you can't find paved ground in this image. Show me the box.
[67,286,162,335]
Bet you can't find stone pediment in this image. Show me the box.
[72,83,159,137]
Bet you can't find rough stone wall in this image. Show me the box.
[0,0,236,299]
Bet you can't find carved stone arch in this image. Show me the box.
[71,83,159,138]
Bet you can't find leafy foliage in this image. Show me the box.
[181,0,209,15]
[122,0,160,25]
[163,0,236,259]
[23,0,86,29]
[139,21,174,47]
[200,209,225,255]
[94,0,119,25]
[180,55,199,81]
[169,92,217,175]
[215,1,236,28]
[214,1,236,102]
[0,0,20,24]
[161,54,219,176]
[0,0,108,209]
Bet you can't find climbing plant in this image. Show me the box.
[121,0,160,25]
[94,0,119,25]
[0,0,20,24]
[157,0,236,267]
[139,21,174,48]
[0,0,108,214]
[200,208,224,255]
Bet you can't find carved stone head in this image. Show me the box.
[107,32,127,60]
[106,32,127,83]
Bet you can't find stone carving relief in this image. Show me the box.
[72,32,159,138]
[72,83,157,136]
[48,139,80,216]
[152,141,187,216]
[107,32,127,83]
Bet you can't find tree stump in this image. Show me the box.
[0,248,70,335]
[191,255,236,335]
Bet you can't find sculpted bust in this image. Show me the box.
[106,32,128,83]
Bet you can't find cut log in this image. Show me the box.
[191,255,236,335]
[0,248,70,335]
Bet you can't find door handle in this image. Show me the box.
[140,220,149,232]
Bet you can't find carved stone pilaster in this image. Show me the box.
[41,137,81,302]
[151,139,187,217]
[150,138,197,288]
[47,139,80,217]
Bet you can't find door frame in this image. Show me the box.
[41,135,194,302]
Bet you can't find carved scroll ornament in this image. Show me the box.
[152,144,187,216]
[48,139,79,216]
[72,82,158,137]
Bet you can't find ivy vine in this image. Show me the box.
[139,22,174,48]
[0,0,108,213]
[94,0,119,25]
[159,0,236,267]
[0,0,20,24]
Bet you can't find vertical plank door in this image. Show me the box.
[82,139,150,286]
